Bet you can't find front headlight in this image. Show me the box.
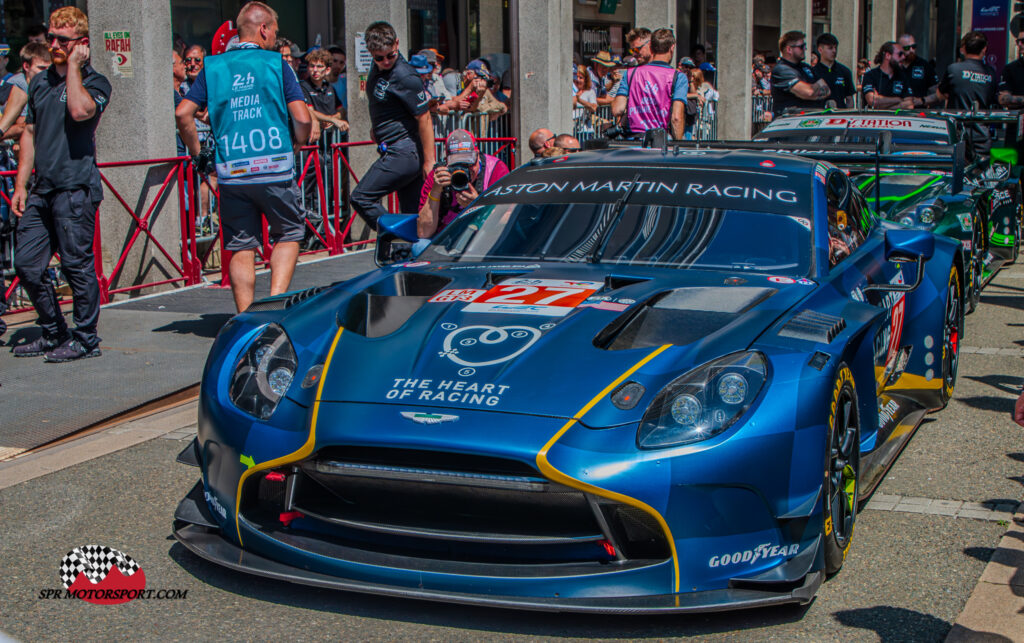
[637,352,768,449]
[229,323,298,419]
[899,215,916,226]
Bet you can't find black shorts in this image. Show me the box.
[219,180,304,252]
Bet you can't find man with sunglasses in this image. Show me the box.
[862,42,914,109]
[625,28,653,65]
[897,34,938,106]
[770,30,830,118]
[9,7,111,361]
[998,34,1024,108]
[350,21,434,231]
[176,1,312,313]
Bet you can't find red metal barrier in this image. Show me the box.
[2,135,519,316]
[3,156,201,314]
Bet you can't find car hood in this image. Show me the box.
[313,264,812,425]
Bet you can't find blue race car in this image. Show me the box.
[174,144,963,614]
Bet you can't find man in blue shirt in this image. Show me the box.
[176,1,311,312]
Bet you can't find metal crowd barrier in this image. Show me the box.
[0,131,521,313]
[752,95,773,135]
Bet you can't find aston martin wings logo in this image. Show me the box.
[401,412,459,425]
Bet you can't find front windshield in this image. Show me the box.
[856,172,944,200]
[418,202,813,276]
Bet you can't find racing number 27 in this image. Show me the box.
[481,286,588,306]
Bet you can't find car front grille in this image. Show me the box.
[240,447,670,573]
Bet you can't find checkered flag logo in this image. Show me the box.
[60,545,141,589]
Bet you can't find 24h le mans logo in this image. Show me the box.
[59,545,146,604]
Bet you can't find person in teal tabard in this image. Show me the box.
[176,1,311,312]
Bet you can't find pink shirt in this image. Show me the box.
[419,154,510,232]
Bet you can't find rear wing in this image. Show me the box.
[924,109,1024,154]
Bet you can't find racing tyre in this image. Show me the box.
[824,365,859,576]
[939,266,962,407]
[967,221,983,314]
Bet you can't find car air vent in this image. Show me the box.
[339,272,452,338]
[778,310,846,343]
[246,285,330,312]
[484,272,530,288]
[594,287,776,351]
[605,275,649,291]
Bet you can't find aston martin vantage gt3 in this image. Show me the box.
[174,146,963,614]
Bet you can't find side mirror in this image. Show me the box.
[374,214,419,267]
[864,229,934,293]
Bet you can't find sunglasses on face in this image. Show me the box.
[184,57,202,64]
[791,42,806,49]
[48,33,84,46]
[630,40,650,54]
[903,44,917,51]
[373,50,398,63]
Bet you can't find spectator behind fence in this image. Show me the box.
[554,133,580,152]
[449,61,506,117]
[350,20,434,230]
[613,28,688,140]
[301,48,348,134]
[899,33,939,107]
[589,51,617,106]
[278,37,319,143]
[12,5,112,362]
[0,43,51,142]
[176,1,312,313]
[862,42,913,109]
[172,50,186,156]
[416,49,452,107]
[417,129,508,238]
[625,28,653,65]
[181,45,205,93]
[679,62,703,140]
[26,25,47,45]
[572,65,597,113]
[770,30,829,117]
[528,127,555,157]
[327,44,347,111]
[813,33,855,108]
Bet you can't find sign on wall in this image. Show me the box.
[103,30,133,78]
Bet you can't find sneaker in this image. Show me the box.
[12,335,61,357]
[43,339,101,362]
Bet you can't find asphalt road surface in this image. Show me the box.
[2,266,1023,642]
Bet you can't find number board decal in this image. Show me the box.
[462,278,604,317]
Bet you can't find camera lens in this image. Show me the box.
[449,167,471,191]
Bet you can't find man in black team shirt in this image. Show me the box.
[350,21,434,231]
[770,30,829,118]
[813,33,854,108]
[998,33,1024,108]
[11,6,111,362]
[898,33,939,107]
[938,31,998,151]
[862,42,915,109]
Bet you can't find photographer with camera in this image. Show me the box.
[417,129,508,238]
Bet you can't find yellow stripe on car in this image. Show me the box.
[234,327,345,544]
[535,344,682,592]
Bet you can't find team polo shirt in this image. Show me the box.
[999,58,1024,97]
[26,63,111,194]
[300,79,342,116]
[367,55,431,146]
[770,57,822,115]
[940,58,998,109]
[861,66,908,100]
[903,59,938,97]
[812,60,855,105]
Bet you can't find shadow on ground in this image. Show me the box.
[168,543,811,637]
[152,313,233,338]
[832,606,951,642]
